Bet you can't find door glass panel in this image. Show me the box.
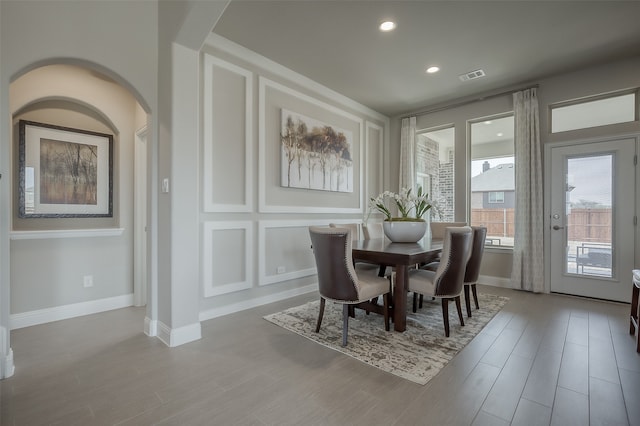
[565,154,613,278]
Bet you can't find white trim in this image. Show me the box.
[365,121,385,205]
[478,275,513,289]
[10,228,124,240]
[203,54,253,212]
[258,76,364,214]
[205,33,387,122]
[202,221,253,297]
[1,348,14,379]
[144,316,158,337]
[10,293,134,330]
[157,321,201,347]
[199,284,316,322]
[258,219,333,286]
[0,326,14,379]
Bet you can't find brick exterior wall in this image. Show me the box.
[416,136,454,221]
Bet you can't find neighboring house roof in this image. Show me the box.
[471,163,515,192]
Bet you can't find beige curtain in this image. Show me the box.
[399,116,416,191]
[511,88,544,292]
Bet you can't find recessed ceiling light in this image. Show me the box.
[379,21,396,32]
[497,132,504,137]
[484,120,492,125]
[426,66,440,74]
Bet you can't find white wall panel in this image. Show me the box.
[203,55,253,212]
[202,221,253,297]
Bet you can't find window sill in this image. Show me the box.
[10,228,124,240]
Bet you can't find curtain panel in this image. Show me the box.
[511,89,544,292]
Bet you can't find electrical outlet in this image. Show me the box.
[276,266,286,274]
[83,275,94,288]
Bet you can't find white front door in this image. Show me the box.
[548,137,636,302]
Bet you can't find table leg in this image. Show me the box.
[394,265,408,332]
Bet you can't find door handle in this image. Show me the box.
[552,225,564,230]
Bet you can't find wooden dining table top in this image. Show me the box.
[352,237,444,332]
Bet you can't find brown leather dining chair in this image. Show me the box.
[462,226,487,317]
[406,226,472,337]
[309,226,391,346]
[421,226,487,318]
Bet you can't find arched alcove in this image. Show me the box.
[8,63,150,329]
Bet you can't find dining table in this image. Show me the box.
[352,237,443,332]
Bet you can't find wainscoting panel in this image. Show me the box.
[258,220,333,286]
[365,121,384,209]
[202,221,253,297]
[203,54,253,212]
[258,77,364,214]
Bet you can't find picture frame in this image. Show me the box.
[18,120,113,218]
[280,108,354,193]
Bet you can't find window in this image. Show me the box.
[415,126,455,222]
[488,191,504,203]
[470,115,515,248]
[551,91,636,133]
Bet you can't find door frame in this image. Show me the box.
[134,125,148,307]
[544,132,639,297]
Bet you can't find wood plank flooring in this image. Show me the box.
[1,285,638,425]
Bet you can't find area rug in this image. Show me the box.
[264,293,509,385]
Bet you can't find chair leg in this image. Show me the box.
[441,299,450,337]
[412,292,418,313]
[471,284,479,309]
[455,296,465,327]
[378,265,386,277]
[342,304,349,346]
[315,297,325,333]
[464,284,472,318]
[383,293,390,331]
[419,294,423,309]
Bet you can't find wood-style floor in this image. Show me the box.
[1,285,639,425]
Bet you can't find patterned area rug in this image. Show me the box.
[264,293,509,385]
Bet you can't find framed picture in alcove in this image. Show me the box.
[18,120,113,218]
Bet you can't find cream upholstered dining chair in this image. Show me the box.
[420,226,487,318]
[430,221,467,239]
[309,226,390,346]
[329,222,360,241]
[362,222,384,240]
[362,222,388,277]
[406,226,472,337]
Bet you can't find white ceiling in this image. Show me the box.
[213,0,640,117]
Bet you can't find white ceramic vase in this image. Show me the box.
[382,220,427,243]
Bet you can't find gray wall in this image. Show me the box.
[198,35,389,318]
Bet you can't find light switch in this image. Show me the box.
[162,178,169,193]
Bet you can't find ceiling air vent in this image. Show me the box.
[459,69,486,82]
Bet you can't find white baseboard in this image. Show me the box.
[478,275,512,288]
[1,348,14,379]
[199,284,317,322]
[157,321,201,347]
[144,316,158,337]
[10,294,134,330]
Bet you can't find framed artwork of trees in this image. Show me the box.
[18,120,113,218]
[280,109,353,193]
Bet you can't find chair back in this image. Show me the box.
[329,223,360,241]
[362,222,384,240]
[430,221,467,239]
[465,226,487,284]
[433,226,473,297]
[309,226,359,302]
